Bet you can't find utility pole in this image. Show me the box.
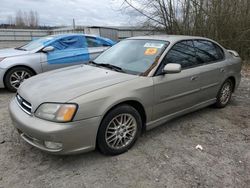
[73,18,76,31]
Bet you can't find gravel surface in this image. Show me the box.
[0,68,249,188]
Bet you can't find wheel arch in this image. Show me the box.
[227,76,236,92]
[3,65,37,87]
[100,100,147,133]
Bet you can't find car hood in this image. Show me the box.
[18,65,137,111]
[0,48,31,58]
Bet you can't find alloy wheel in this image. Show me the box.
[9,71,31,89]
[105,113,137,150]
[219,81,232,105]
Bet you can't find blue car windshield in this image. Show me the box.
[94,39,169,75]
[18,36,55,51]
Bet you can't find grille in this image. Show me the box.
[16,94,32,115]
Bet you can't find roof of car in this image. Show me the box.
[43,33,115,44]
[128,35,213,43]
[49,33,102,39]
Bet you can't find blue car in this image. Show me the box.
[0,34,115,91]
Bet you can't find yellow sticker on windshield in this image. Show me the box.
[144,48,158,55]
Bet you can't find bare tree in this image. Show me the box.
[15,10,25,27]
[14,10,39,28]
[7,15,14,25]
[29,11,36,27]
[122,0,250,59]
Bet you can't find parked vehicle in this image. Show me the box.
[0,34,115,91]
[9,35,242,155]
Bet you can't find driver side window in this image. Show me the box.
[165,41,198,68]
[156,40,201,75]
[50,36,84,51]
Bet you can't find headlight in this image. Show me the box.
[35,103,78,122]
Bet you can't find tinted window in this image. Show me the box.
[214,43,224,59]
[161,41,199,69]
[86,37,105,47]
[193,40,224,63]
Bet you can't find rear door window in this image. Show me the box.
[193,40,224,63]
[86,37,106,47]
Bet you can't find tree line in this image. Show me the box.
[6,10,39,29]
[123,0,250,60]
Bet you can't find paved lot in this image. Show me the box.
[0,66,249,188]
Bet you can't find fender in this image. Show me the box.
[0,53,43,74]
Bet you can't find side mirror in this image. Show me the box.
[162,63,181,74]
[42,46,54,52]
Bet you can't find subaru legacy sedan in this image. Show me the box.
[0,34,115,91]
[9,35,241,155]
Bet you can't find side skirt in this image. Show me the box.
[146,98,216,130]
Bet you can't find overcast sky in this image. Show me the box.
[0,0,140,26]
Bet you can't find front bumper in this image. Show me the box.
[9,98,101,155]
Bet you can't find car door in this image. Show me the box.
[86,36,111,60]
[41,36,90,72]
[192,40,226,101]
[152,40,204,120]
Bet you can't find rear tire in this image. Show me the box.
[97,105,142,155]
[214,79,233,108]
[4,67,34,92]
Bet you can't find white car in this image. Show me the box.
[0,33,115,91]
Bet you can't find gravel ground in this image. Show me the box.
[0,66,249,188]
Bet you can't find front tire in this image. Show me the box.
[4,67,34,92]
[215,79,233,108]
[97,105,142,155]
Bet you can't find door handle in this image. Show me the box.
[220,68,225,73]
[191,76,198,81]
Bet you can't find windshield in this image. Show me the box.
[94,39,169,75]
[17,36,55,51]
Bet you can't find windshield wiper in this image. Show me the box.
[15,47,27,51]
[98,63,126,73]
[88,61,125,73]
[88,60,98,65]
